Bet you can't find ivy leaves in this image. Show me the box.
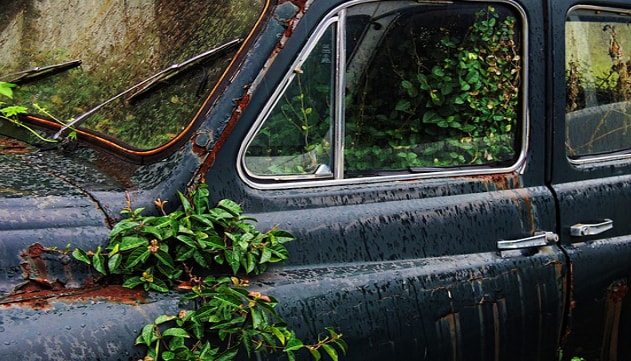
[72,183,346,361]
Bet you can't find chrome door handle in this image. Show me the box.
[570,219,613,237]
[498,231,559,250]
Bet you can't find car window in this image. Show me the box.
[244,22,336,178]
[243,1,524,183]
[566,7,631,159]
[0,1,264,150]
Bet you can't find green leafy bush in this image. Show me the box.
[73,184,346,361]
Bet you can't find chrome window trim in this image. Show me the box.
[565,5,631,167]
[237,0,529,190]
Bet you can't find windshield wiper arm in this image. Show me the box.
[126,38,243,104]
[52,38,243,140]
[0,60,82,85]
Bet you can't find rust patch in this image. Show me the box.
[1,284,146,310]
[195,93,252,180]
[20,243,49,281]
[5,243,147,310]
[601,279,628,361]
[469,173,521,191]
[279,0,307,11]
[191,130,214,156]
[0,136,33,154]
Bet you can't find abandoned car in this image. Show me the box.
[1,0,631,360]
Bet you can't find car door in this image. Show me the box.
[205,1,568,360]
[550,2,631,360]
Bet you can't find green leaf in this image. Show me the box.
[72,248,91,265]
[141,225,166,240]
[260,248,272,263]
[110,220,140,239]
[119,236,149,251]
[108,253,122,273]
[122,276,144,289]
[215,349,238,361]
[176,234,197,248]
[139,323,156,346]
[162,327,190,338]
[218,199,242,216]
[192,183,210,213]
[178,190,193,214]
[309,348,322,361]
[175,246,196,262]
[192,250,211,268]
[0,82,15,98]
[285,337,304,352]
[271,326,287,345]
[92,246,107,275]
[149,278,170,293]
[321,344,338,361]
[155,315,176,325]
[395,100,411,112]
[154,250,175,271]
[125,248,151,269]
[162,351,175,360]
[1,105,27,117]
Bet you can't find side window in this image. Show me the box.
[566,7,631,158]
[243,1,524,183]
[244,23,335,177]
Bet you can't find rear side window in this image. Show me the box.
[243,1,525,184]
[566,7,631,159]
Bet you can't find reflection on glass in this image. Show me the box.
[0,0,264,149]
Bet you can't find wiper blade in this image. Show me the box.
[52,38,243,140]
[0,60,82,85]
[126,38,243,103]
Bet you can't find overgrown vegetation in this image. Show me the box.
[71,184,346,361]
[346,5,520,170]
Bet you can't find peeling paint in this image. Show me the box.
[601,279,628,361]
[0,285,146,310]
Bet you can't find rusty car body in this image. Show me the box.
[1,0,631,360]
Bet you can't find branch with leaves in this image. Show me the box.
[0,81,78,142]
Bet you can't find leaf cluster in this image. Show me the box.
[73,184,293,291]
[136,277,346,361]
[72,184,346,361]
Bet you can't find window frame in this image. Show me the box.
[565,5,631,166]
[238,0,530,190]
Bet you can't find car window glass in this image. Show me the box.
[344,3,521,176]
[243,1,523,182]
[244,23,336,177]
[0,1,264,150]
[566,7,631,158]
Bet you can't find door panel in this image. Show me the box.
[552,3,631,359]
